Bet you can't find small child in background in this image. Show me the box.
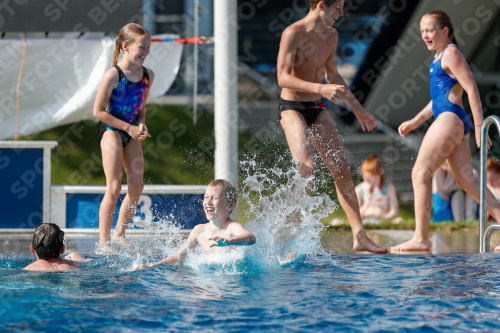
[487,157,500,225]
[488,158,500,252]
[136,180,256,269]
[450,169,478,222]
[23,223,85,271]
[355,155,400,223]
[487,157,500,201]
[432,162,478,222]
[431,162,455,222]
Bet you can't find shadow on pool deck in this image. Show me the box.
[320,229,500,254]
[2,229,500,255]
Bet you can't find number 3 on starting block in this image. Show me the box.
[132,195,153,223]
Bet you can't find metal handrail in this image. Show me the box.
[484,224,500,254]
[479,115,500,252]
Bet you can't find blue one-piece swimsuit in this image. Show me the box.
[429,44,473,137]
[99,65,150,146]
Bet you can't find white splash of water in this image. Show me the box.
[100,157,338,272]
[95,215,187,271]
[184,247,250,275]
[240,160,338,266]
[132,216,186,259]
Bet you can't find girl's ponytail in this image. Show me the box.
[111,37,122,67]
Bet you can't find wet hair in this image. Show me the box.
[360,154,386,187]
[487,157,500,174]
[424,10,458,45]
[310,0,339,10]
[208,179,238,203]
[112,23,150,67]
[32,223,65,260]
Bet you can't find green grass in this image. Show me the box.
[19,104,420,225]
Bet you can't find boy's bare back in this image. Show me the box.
[23,259,78,271]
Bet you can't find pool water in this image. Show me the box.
[2,252,500,332]
[3,164,500,332]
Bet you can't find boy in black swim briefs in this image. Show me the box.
[276,0,387,253]
[279,98,326,126]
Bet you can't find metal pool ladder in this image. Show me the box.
[479,116,500,253]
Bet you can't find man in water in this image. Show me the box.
[136,179,256,269]
[277,0,387,253]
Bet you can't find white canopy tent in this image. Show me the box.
[0,34,183,140]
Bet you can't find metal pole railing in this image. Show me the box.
[479,115,500,252]
[484,224,500,254]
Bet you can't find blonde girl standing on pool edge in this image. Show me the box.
[93,23,155,248]
[391,10,500,252]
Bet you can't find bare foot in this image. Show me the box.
[353,230,388,254]
[390,238,431,253]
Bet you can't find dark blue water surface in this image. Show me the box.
[1,253,500,332]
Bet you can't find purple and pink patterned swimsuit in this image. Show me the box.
[99,65,150,146]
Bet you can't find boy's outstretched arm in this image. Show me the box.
[209,223,256,247]
[135,227,201,270]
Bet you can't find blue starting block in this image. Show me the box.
[51,185,207,229]
[0,141,58,228]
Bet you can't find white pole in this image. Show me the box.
[214,1,238,190]
[193,0,199,125]
[142,0,156,35]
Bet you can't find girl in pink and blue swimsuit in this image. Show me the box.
[93,23,155,248]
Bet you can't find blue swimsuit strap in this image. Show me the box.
[114,65,125,81]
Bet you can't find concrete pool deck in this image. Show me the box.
[2,229,500,255]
